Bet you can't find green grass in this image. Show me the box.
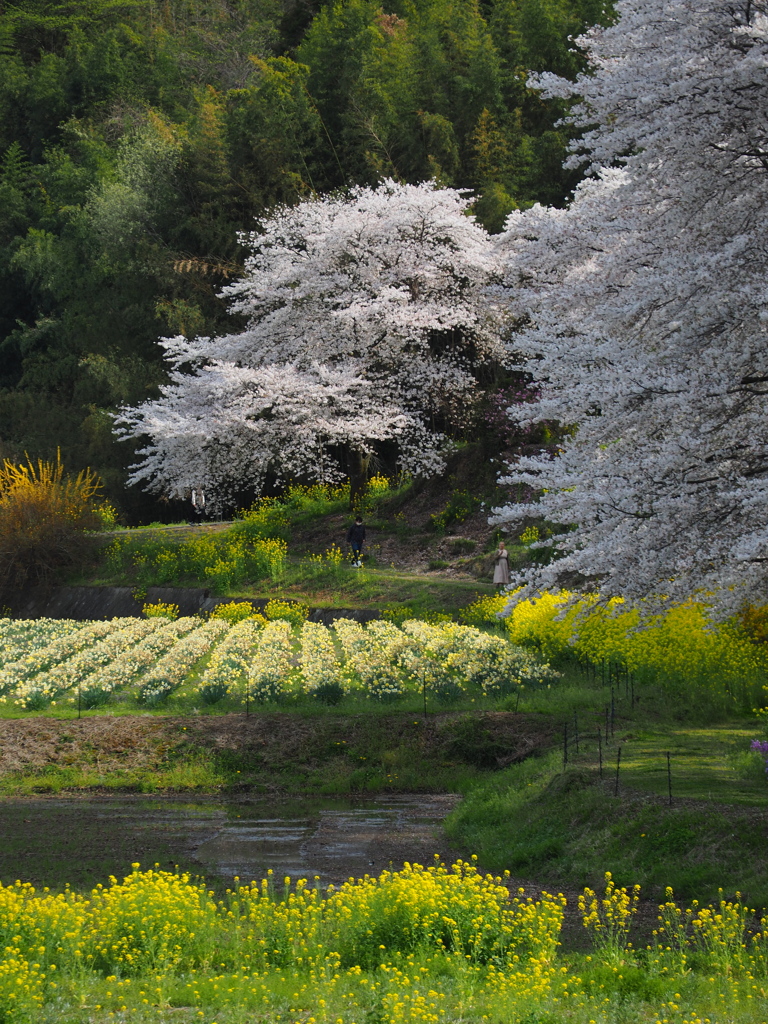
[78,530,495,612]
[0,758,227,797]
[444,749,768,904]
[252,562,493,612]
[600,722,767,803]
[442,690,768,907]
[0,679,517,721]
[20,954,768,1024]
[426,660,768,906]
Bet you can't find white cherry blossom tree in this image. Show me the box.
[493,0,768,613]
[118,179,502,505]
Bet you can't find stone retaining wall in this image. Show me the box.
[6,586,380,624]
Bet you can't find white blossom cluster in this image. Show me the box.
[332,618,408,701]
[0,619,89,670]
[396,620,556,702]
[398,620,470,702]
[194,617,263,703]
[117,181,502,504]
[13,618,159,709]
[76,616,199,706]
[247,619,293,702]
[315,618,554,702]
[493,0,768,613]
[136,619,230,705]
[436,625,557,697]
[297,620,343,696]
[0,620,127,702]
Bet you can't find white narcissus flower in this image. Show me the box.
[0,616,555,707]
[136,619,230,706]
[248,619,293,702]
[0,620,117,703]
[82,617,198,704]
[195,618,262,702]
[17,618,160,708]
[299,620,342,694]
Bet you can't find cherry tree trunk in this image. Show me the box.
[348,451,371,508]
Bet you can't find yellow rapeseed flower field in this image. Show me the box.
[462,590,768,711]
[1,861,767,1023]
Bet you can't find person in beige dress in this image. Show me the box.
[493,541,510,591]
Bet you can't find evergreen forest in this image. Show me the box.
[0,0,608,520]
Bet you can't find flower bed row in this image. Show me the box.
[0,614,556,709]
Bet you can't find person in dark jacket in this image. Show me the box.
[346,515,366,567]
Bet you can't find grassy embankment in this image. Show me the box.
[0,709,550,799]
[70,475,519,614]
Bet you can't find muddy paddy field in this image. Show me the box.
[0,710,548,890]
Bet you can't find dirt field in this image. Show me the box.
[0,710,554,780]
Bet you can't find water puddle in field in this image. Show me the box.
[0,794,459,889]
[193,794,458,884]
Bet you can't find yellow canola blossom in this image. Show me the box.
[496,590,768,710]
[0,863,767,1023]
[0,861,562,978]
[0,948,45,1020]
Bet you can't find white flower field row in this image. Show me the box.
[0,615,557,710]
[0,618,90,670]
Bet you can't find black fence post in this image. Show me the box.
[666,751,673,806]
[598,726,603,779]
[563,723,568,768]
[614,745,621,796]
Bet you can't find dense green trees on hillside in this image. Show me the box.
[0,0,609,521]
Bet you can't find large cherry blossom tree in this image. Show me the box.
[118,180,502,506]
[493,0,768,613]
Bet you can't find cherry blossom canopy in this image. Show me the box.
[117,180,501,505]
[493,0,768,612]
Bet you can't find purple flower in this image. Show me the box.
[751,740,768,775]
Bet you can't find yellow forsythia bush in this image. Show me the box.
[0,453,103,590]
